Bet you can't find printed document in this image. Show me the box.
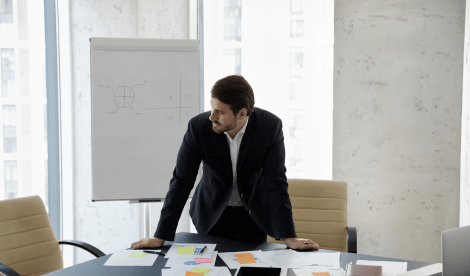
[165,251,218,268]
[356,260,407,276]
[103,249,160,266]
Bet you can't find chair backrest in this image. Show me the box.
[0,196,63,276]
[267,179,348,252]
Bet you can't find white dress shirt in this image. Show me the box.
[225,116,249,207]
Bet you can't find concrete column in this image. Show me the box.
[334,0,464,262]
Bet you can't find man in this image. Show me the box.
[132,75,318,250]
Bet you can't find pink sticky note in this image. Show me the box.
[195,258,212,263]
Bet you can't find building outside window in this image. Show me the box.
[0,1,49,205]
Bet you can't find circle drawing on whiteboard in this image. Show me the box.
[100,82,146,113]
[114,86,135,108]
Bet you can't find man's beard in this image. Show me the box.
[212,120,237,134]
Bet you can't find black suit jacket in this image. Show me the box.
[154,107,297,241]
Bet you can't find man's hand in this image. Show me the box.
[284,238,319,250]
[131,237,165,249]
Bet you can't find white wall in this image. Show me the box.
[334,0,464,263]
[461,0,470,227]
[70,0,189,264]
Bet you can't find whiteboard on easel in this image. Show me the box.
[90,38,200,201]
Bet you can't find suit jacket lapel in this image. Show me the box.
[237,112,257,175]
[212,129,233,178]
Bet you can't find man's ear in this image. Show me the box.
[239,108,247,118]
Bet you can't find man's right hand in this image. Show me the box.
[131,237,165,249]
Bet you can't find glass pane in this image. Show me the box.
[204,0,333,180]
[0,0,13,23]
[1,49,15,97]
[290,0,303,14]
[0,1,47,202]
[224,0,241,41]
[224,49,241,76]
[290,20,304,38]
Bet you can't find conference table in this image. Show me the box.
[46,232,431,276]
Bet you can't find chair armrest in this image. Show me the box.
[59,240,106,258]
[347,227,357,253]
[0,263,21,276]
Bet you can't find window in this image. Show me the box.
[290,20,304,38]
[3,105,16,153]
[1,49,14,97]
[0,0,13,23]
[202,0,334,180]
[4,160,17,198]
[224,0,241,41]
[0,1,51,209]
[224,49,241,75]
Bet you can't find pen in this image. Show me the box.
[143,250,166,256]
[199,246,207,255]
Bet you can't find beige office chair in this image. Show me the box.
[0,196,105,276]
[267,179,357,253]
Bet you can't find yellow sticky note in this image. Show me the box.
[177,246,195,255]
[191,268,211,273]
[128,253,147,257]
[311,273,331,276]
[185,272,204,276]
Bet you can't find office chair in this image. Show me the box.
[267,179,357,253]
[0,196,105,276]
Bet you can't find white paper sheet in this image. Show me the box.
[165,251,218,268]
[257,249,317,269]
[103,250,160,266]
[166,243,216,259]
[294,252,341,270]
[218,251,270,269]
[161,266,231,276]
[292,267,346,276]
[356,260,407,276]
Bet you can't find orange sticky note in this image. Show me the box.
[237,257,256,264]
[235,253,256,264]
[185,272,204,276]
[311,273,331,276]
[235,253,253,259]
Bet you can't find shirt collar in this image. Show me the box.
[225,115,249,138]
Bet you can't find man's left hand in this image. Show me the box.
[284,238,319,250]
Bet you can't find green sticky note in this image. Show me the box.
[177,246,195,255]
[129,253,147,257]
[191,268,211,273]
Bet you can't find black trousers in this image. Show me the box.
[206,206,267,243]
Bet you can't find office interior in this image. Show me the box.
[0,0,468,268]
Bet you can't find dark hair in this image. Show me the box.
[211,75,255,117]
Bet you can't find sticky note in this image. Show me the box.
[235,253,253,259]
[235,253,256,264]
[177,246,195,255]
[195,258,212,263]
[185,272,204,276]
[128,253,147,257]
[311,273,331,276]
[237,256,256,264]
[191,268,211,273]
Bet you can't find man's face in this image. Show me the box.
[209,98,238,134]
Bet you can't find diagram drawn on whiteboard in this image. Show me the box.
[100,81,146,113]
[146,72,197,126]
